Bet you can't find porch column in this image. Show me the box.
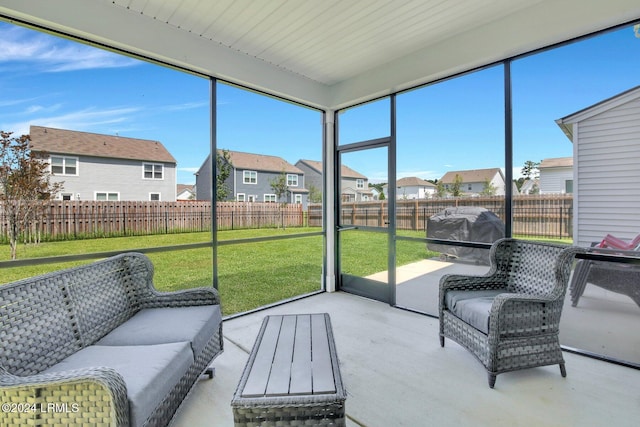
[324,110,337,292]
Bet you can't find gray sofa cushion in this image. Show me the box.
[445,289,507,334]
[42,342,193,427]
[97,305,222,355]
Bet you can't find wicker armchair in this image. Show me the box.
[439,238,583,388]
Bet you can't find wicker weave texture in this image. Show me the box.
[439,238,584,387]
[0,252,223,427]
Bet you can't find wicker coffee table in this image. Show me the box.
[231,313,346,426]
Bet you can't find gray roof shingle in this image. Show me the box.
[29,126,176,164]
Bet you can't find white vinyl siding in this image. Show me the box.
[574,97,640,247]
[539,168,573,194]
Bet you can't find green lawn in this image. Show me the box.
[0,228,569,315]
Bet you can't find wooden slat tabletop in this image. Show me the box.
[240,313,338,398]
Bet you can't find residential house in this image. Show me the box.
[176,184,195,200]
[440,168,506,196]
[385,176,437,199]
[29,125,177,201]
[556,85,640,247]
[296,159,372,202]
[519,178,540,195]
[538,157,573,194]
[196,150,308,207]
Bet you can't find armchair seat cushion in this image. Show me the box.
[445,289,507,334]
[42,342,193,427]
[97,305,222,355]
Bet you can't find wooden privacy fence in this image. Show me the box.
[0,201,304,241]
[309,195,573,239]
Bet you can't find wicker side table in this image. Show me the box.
[231,313,346,426]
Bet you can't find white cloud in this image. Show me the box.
[0,24,139,72]
[2,106,141,135]
[162,101,209,112]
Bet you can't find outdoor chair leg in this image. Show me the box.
[559,363,566,378]
[440,335,445,347]
[488,373,497,388]
[202,367,215,380]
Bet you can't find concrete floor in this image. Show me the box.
[171,291,640,427]
[394,259,640,363]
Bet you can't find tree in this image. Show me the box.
[0,131,63,259]
[368,182,386,200]
[435,181,447,198]
[521,160,540,180]
[480,178,497,196]
[215,149,232,201]
[450,174,463,197]
[270,169,289,204]
[270,169,290,229]
[307,184,322,203]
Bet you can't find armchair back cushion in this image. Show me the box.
[493,239,570,297]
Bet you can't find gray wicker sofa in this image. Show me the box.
[0,252,223,427]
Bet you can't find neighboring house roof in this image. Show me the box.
[556,85,640,140]
[440,168,503,184]
[29,125,176,163]
[177,184,195,194]
[222,150,303,174]
[520,178,539,194]
[539,157,573,168]
[297,159,367,179]
[396,177,436,187]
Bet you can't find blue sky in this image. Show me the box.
[1,21,639,185]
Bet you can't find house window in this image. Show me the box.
[287,174,298,186]
[50,156,78,175]
[237,193,245,202]
[243,170,257,184]
[565,180,573,194]
[468,184,473,191]
[95,192,119,201]
[247,195,256,202]
[149,193,161,201]
[294,194,302,204]
[264,194,276,203]
[143,163,163,179]
[356,179,364,189]
[61,193,73,201]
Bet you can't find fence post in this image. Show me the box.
[559,206,563,239]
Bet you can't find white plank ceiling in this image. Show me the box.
[1,0,639,109]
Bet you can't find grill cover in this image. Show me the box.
[427,206,504,264]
